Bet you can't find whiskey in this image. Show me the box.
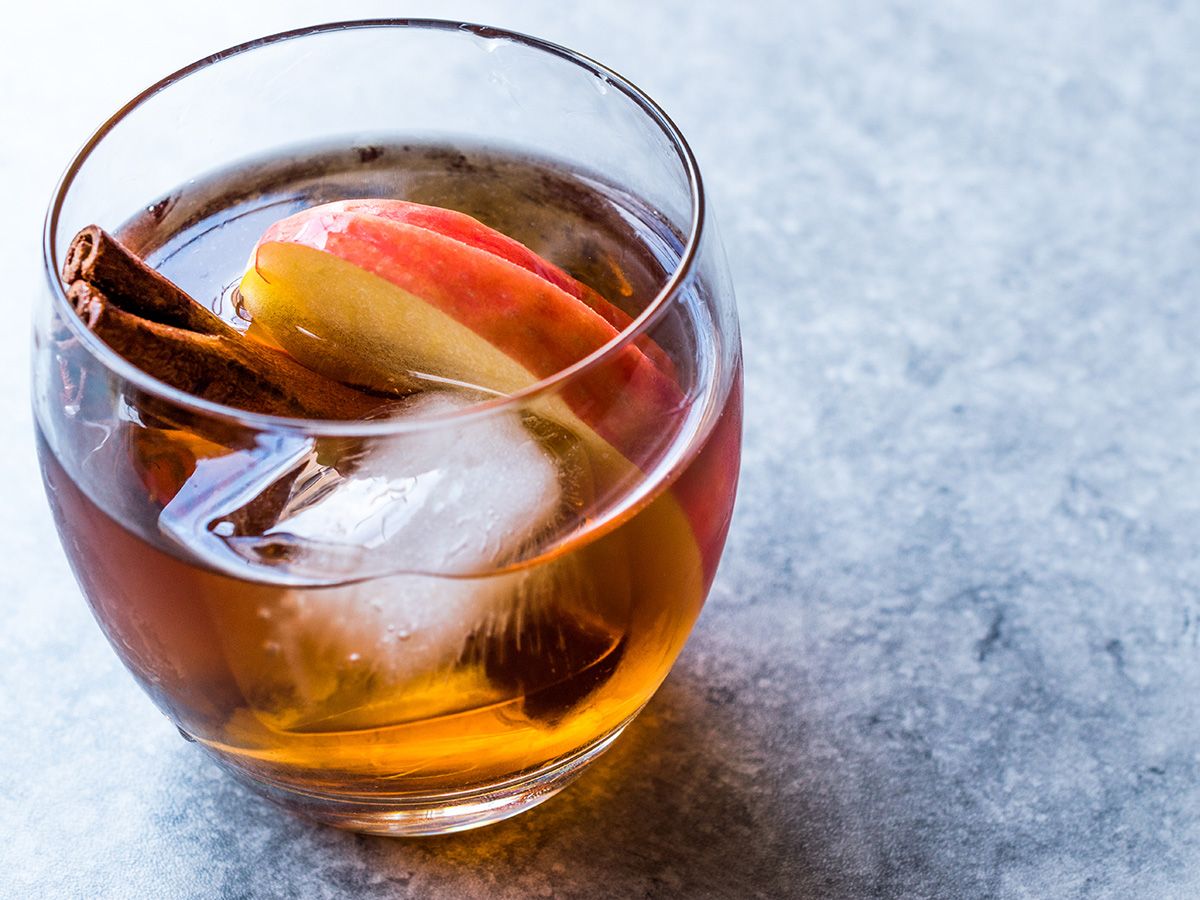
[39,141,741,805]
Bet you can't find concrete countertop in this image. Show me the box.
[5,2,1200,897]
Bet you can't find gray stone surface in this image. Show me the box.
[5,1,1200,897]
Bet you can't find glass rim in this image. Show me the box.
[41,18,706,437]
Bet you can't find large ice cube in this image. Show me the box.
[160,391,573,729]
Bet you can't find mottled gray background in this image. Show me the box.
[5,1,1200,898]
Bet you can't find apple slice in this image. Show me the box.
[325,199,675,375]
[239,200,683,474]
[238,200,734,583]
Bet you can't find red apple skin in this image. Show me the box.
[333,200,605,306]
[671,366,743,587]
[274,200,676,378]
[252,207,685,466]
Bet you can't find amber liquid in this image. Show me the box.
[39,143,742,798]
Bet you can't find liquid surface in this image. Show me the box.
[123,141,682,351]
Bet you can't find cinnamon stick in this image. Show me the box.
[65,260,385,421]
[63,225,237,338]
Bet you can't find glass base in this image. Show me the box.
[210,723,629,836]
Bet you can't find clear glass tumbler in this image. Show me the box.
[33,20,741,835]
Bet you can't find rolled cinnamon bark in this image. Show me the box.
[67,279,384,421]
[63,225,238,338]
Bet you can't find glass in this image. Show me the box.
[33,20,741,835]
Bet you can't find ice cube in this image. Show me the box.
[264,392,562,574]
[159,391,572,729]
